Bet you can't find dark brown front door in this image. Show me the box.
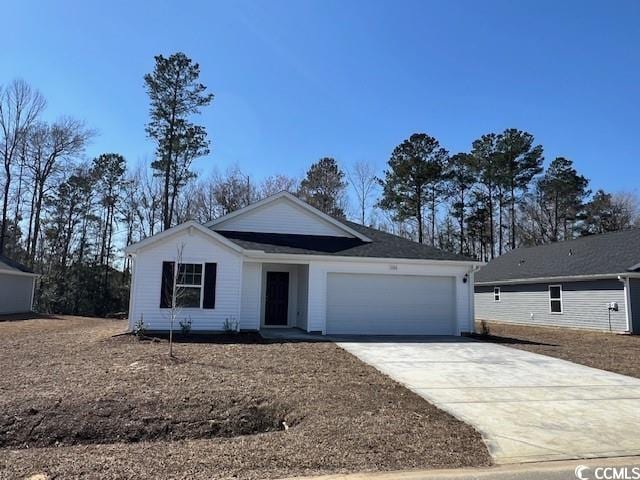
[265,271,289,326]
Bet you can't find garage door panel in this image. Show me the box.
[326,273,455,335]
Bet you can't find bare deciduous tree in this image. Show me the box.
[25,118,93,263]
[0,79,45,253]
[258,174,298,199]
[211,166,256,215]
[347,160,378,224]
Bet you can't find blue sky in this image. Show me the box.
[3,0,639,192]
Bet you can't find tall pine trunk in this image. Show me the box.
[458,188,465,256]
[30,183,45,265]
[498,190,504,256]
[487,188,495,258]
[431,189,436,247]
[510,183,517,250]
[0,165,11,254]
[26,184,37,256]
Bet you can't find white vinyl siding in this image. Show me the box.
[0,272,35,314]
[326,273,455,335]
[213,197,351,237]
[240,262,262,331]
[475,280,629,332]
[128,228,242,331]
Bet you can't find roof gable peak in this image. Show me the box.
[206,191,372,242]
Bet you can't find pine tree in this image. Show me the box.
[298,158,348,217]
[537,157,590,241]
[495,129,544,250]
[471,134,500,257]
[144,52,214,230]
[379,133,448,244]
[446,153,477,255]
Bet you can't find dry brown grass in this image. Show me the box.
[474,321,640,378]
[0,316,490,480]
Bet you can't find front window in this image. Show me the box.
[176,263,203,308]
[494,287,501,302]
[549,285,562,314]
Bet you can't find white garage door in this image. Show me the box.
[326,273,456,335]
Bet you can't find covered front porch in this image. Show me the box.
[240,261,310,332]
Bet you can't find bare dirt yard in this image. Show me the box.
[0,316,490,480]
[475,321,640,379]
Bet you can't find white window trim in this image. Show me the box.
[175,262,205,309]
[549,284,563,314]
[494,287,501,302]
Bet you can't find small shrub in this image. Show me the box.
[134,314,147,339]
[223,317,238,333]
[179,316,192,335]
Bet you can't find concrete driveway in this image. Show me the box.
[337,337,640,464]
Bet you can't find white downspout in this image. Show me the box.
[127,254,137,331]
[467,264,482,334]
[618,275,632,333]
[29,275,39,312]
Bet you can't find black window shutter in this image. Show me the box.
[203,263,217,309]
[160,261,175,308]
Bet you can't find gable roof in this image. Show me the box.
[206,191,372,242]
[125,194,477,263]
[216,221,475,262]
[475,228,640,284]
[0,254,37,275]
[125,221,245,254]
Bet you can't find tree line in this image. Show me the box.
[1,52,637,316]
[374,131,638,259]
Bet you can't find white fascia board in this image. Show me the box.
[205,191,372,242]
[124,221,245,255]
[0,269,40,278]
[242,250,482,268]
[475,272,640,286]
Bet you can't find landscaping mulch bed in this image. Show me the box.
[474,321,640,379]
[0,316,490,480]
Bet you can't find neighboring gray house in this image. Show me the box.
[0,255,38,315]
[475,229,640,333]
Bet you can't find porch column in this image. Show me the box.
[306,263,327,334]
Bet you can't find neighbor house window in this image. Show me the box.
[549,285,562,313]
[176,263,203,308]
[494,287,501,302]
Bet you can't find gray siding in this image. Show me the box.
[475,279,628,332]
[629,279,640,334]
[0,272,35,314]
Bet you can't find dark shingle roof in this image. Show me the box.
[214,221,474,262]
[475,229,640,284]
[0,254,34,274]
